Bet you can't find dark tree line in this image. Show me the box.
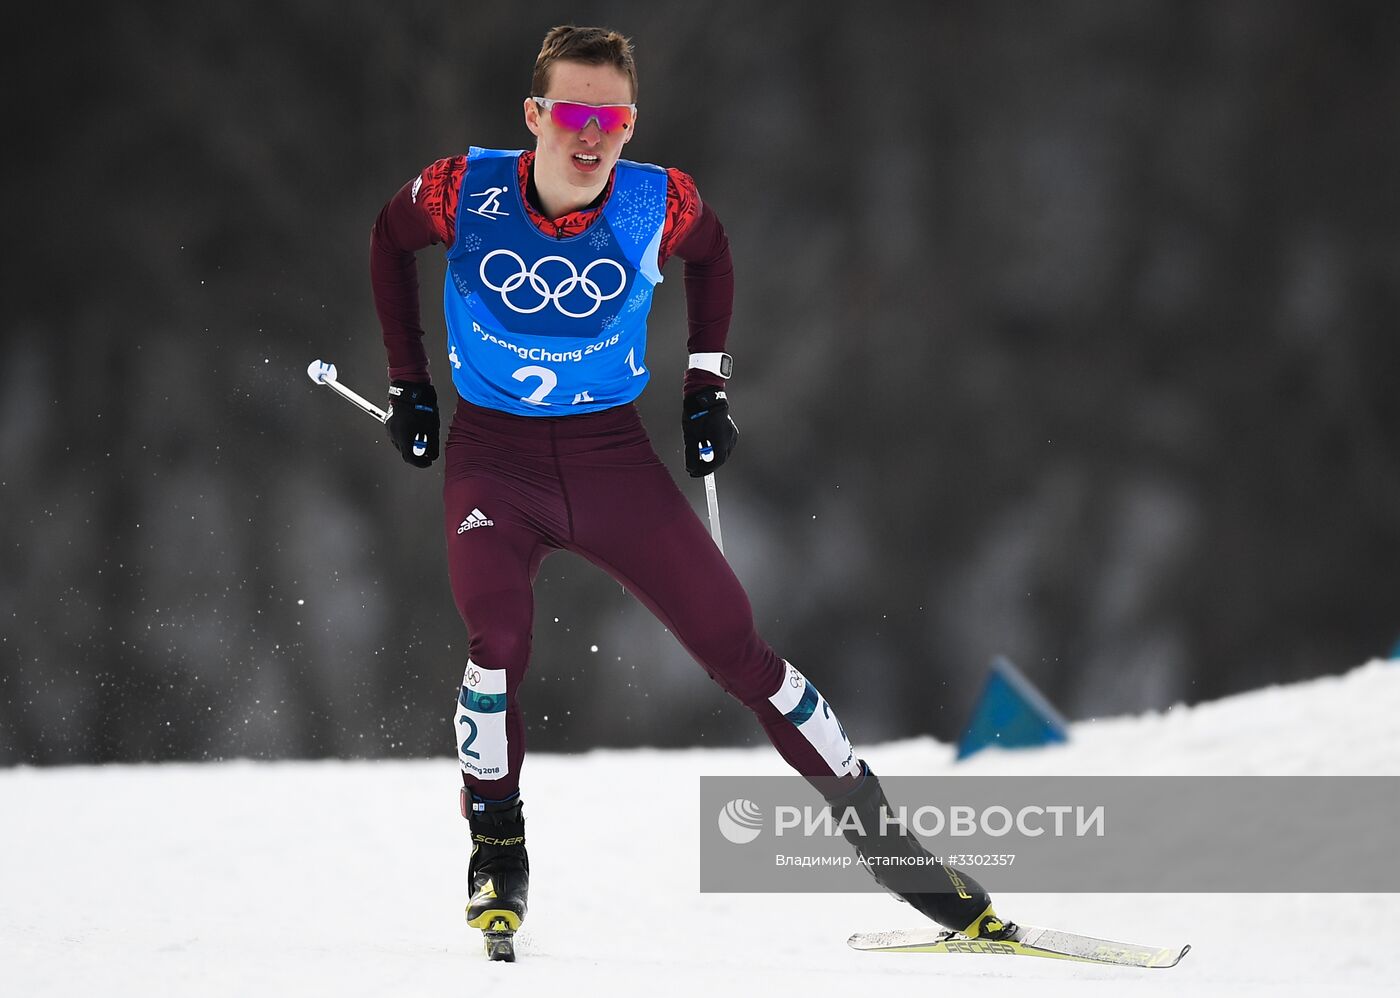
[3,1,1398,765]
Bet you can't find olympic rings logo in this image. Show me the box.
[479,249,627,318]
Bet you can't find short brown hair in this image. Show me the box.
[531,25,638,101]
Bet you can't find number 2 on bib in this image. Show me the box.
[512,365,556,405]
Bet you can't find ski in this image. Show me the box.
[847,924,1190,969]
[481,917,517,962]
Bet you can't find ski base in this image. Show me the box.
[848,924,1190,969]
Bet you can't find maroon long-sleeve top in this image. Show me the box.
[370,151,733,397]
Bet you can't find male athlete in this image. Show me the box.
[369,24,1012,958]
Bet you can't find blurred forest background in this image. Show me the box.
[3,1,1399,766]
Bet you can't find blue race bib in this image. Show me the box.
[443,148,668,415]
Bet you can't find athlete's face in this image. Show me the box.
[524,60,636,195]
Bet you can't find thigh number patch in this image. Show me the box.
[455,661,509,779]
[768,661,860,779]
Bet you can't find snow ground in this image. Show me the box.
[3,660,1398,997]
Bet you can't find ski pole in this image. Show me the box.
[701,461,724,555]
[697,445,728,551]
[306,358,427,457]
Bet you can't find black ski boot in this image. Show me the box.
[462,790,530,961]
[829,763,1015,940]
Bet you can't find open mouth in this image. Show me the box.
[572,153,600,170]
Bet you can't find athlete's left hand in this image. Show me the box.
[682,388,739,477]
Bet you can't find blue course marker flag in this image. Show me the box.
[956,656,1070,761]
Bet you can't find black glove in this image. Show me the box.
[682,388,738,477]
[386,380,440,468]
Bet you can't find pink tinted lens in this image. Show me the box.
[548,101,633,133]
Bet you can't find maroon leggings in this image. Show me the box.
[442,399,861,801]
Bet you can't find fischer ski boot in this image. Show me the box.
[462,790,529,962]
[829,762,1016,940]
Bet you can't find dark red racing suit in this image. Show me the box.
[371,152,862,801]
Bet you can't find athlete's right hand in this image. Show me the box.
[386,380,440,468]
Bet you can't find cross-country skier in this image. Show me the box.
[368,23,1014,959]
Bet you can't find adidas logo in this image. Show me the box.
[457,508,495,533]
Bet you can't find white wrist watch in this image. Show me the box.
[688,352,733,379]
